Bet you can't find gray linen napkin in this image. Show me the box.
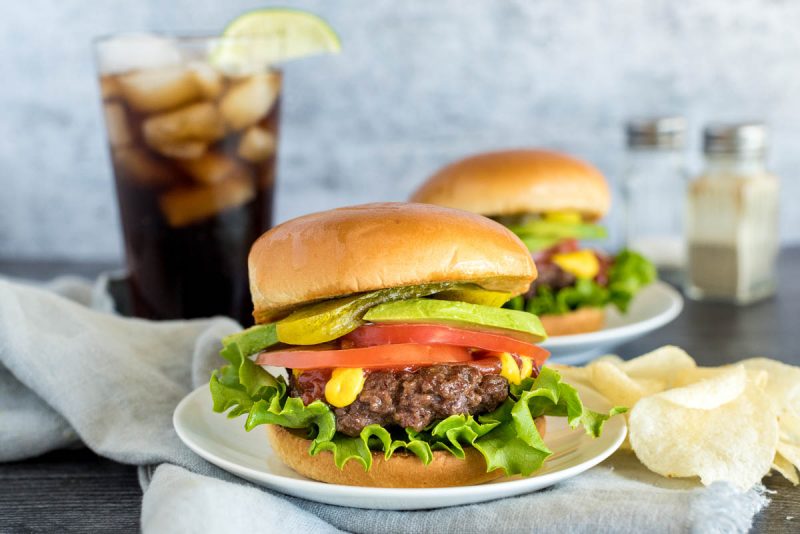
[0,277,768,534]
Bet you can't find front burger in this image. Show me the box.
[411,149,656,336]
[211,202,622,488]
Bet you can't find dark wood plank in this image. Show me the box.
[754,475,799,533]
[0,449,140,533]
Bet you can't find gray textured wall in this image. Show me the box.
[2,0,799,260]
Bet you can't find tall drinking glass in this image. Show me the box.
[94,34,281,325]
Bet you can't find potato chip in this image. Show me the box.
[589,361,646,407]
[629,380,778,491]
[778,440,800,471]
[741,358,800,413]
[672,366,732,388]
[635,378,668,397]
[772,452,799,485]
[547,363,592,387]
[621,345,696,386]
[780,412,800,444]
[594,354,624,367]
[657,365,746,410]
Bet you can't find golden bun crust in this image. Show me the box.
[267,417,546,488]
[540,307,605,336]
[411,149,610,219]
[249,202,537,322]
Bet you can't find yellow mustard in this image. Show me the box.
[544,210,583,224]
[552,250,600,279]
[519,356,533,380]
[324,368,366,408]
[498,352,521,385]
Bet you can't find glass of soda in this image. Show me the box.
[94,34,281,325]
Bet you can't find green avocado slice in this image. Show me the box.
[363,298,547,342]
[508,220,607,241]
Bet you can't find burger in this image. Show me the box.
[411,149,656,336]
[210,202,621,488]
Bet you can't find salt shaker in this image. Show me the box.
[623,117,688,285]
[685,123,779,304]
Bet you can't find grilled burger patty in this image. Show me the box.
[290,364,531,436]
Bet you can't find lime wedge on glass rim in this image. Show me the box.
[211,8,340,71]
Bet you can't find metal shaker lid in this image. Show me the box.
[626,116,686,149]
[703,122,767,156]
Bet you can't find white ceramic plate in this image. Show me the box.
[540,281,683,365]
[173,383,626,510]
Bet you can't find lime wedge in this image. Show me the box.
[212,8,340,71]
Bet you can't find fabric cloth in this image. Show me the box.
[0,277,768,534]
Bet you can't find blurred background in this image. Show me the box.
[1,0,799,261]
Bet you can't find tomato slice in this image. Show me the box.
[342,324,549,366]
[254,343,473,370]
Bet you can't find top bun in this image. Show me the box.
[411,149,610,219]
[249,202,537,322]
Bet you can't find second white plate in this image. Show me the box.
[173,383,626,510]
[540,281,683,365]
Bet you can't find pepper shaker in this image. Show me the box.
[685,123,779,304]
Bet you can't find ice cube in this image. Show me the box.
[219,72,280,131]
[112,147,177,187]
[189,62,223,100]
[158,173,255,227]
[237,126,276,163]
[118,66,202,113]
[103,102,133,147]
[95,33,182,75]
[151,141,208,160]
[179,152,250,185]
[100,76,122,100]
[142,102,225,158]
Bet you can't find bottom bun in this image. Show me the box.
[267,417,547,488]
[540,307,604,336]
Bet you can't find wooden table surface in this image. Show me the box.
[1,250,798,533]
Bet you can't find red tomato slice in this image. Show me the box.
[254,343,473,370]
[342,324,550,366]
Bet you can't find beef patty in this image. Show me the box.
[290,364,511,436]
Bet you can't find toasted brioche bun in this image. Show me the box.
[249,202,537,322]
[411,149,610,220]
[540,307,605,336]
[267,417,546,487]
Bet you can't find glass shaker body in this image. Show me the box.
[686,147,779,304]
[623,117,687,286]
[623,147,687,285]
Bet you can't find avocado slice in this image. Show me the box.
[363,298,547,342]
[509,220,607,241]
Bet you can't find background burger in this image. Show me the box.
[411,149,656,336]
[211,202,621,487]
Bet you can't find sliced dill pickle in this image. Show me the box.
[434,286,512,308]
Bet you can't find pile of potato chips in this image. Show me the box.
[551,346,800,491]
